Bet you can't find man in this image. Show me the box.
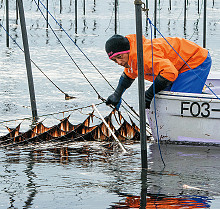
[105,34,212,109]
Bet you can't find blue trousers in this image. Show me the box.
[167,52,212,93]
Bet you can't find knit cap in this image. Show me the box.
[105,34,130,59]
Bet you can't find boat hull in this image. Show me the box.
[146,91,220,145]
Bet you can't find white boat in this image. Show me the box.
[146,72,220,145]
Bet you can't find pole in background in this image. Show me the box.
[75,0,77,34]
[203,0,207,48]
[154,0,157,38]
[184,0,187,30]
[145,0,148,31]
[6,0,9,47]
[114,0,118,34]
[17,0,38,122]
[134,0,148,170]
[46,0,49,28]
[83,0,85,16]
[60,0,62,14]
[16,0,19,24]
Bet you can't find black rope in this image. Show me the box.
[33,0,105,102]
[0,22,73,99]
[34,0,148,127]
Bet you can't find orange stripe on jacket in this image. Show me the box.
[124,34,208,82]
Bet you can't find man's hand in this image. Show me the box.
[145,100,151,109]
[106,93,121,106]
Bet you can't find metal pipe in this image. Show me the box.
[203,0,207,48]
[134,0,148,169]
[17,0,38,121]
[6,0,9,47]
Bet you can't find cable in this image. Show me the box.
[148,18,166,167]
[34,0,145,126]
[33,0,105,102]
[0,102,104,125]
[0,22,74,100]
[148,18,220,101]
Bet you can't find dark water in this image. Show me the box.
[0,0,220,208]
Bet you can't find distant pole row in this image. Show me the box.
[153,0,209,48]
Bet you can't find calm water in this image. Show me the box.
[0,0,220,208]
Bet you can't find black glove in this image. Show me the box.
[106,72,134,107]
[145,74,172,109]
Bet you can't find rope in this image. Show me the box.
[148,18,220,101]
[0,102,104,125]
[33,0,105,102]
[34,0,144,126]
[149,19,166,167]
[0,22,73,99]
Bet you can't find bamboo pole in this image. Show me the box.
[92,104,127,153]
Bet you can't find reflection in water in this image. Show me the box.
[109,193,211,208]
[23,152,37,209]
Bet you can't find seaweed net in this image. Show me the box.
[0,109,142,154]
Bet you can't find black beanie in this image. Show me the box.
[105,34,130,59]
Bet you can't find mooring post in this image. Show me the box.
[17,0,38,122]
[6,0,9,47]
[203,0,207,48]
[134,0,148,170]
[75,0,77,34]
[115,0,118,34]
[154,0,157,38]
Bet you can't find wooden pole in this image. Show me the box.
[134,0,148,169]
[17,0,38,122]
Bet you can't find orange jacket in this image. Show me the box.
[124,34,208,82]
